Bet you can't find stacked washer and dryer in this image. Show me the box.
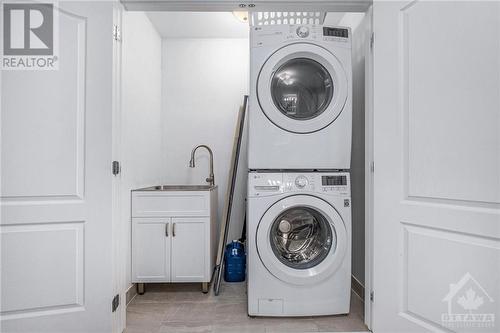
[247,23,353,317]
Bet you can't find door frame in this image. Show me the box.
[112,4,125,333]
[114,0,375,331]
[120,0,372,13]
[364,5,374,329]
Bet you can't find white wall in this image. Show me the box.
[162,38,249,243]
[339,13,370,287]
[121,12,165,290]
[147,12,249,39]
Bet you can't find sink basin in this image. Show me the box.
[134,185,217,191]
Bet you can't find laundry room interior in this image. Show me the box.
[118,5,372,333]
[3,1,499,332]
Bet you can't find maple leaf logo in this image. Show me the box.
[457,288,484,311]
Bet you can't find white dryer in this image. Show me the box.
[248,25,352,170]
[247,171,351,316]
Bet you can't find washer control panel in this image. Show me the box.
[319,174,349,195]
[249,172,350,197]
[284,172,350,195]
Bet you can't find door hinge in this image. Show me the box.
[370,161,374,173]
[370,291,374,302]
[112,161,121,175]
[113,24,121,42]
[112,294,120,312]
[370,32,374,51]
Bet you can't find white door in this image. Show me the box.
[171,218,207,282]
[132,219,171,282]
[1,2,115,332]
[373,1,500,332]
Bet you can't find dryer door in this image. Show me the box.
[257,43,348,134]
[256,195,347,285]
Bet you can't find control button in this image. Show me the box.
[296,26,310,38]
[295,176,308,189]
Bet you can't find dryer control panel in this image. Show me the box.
[249,172,350,197]
[251,24,351,48]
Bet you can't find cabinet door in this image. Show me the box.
[171,217,208,282]
[132,218,171,282]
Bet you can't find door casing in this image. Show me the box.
[115,0,375,330]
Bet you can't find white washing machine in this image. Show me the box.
[247,171,351,316]
[248,24,352,170]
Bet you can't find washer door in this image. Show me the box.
[257,43,348,134]
[256,195,347,285]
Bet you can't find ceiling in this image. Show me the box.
[147,11,353,38]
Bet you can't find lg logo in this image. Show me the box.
[3,3,54,56]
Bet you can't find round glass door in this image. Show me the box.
[256,195,347,285]
[270,207,335,269]
[257,44,348,134]
[271,58,333,120]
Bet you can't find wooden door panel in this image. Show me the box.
[373,1,500,332]
[0,2,114,332]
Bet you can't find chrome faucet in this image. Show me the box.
[189,145,215,186]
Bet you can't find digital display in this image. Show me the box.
[322,175,347,186]
[323,27,349,38]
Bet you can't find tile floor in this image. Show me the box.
[125,282,368,333]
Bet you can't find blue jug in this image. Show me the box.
[224,240,246,282]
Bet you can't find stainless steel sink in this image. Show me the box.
[134,185,217,191]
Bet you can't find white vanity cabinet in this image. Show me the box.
[131,186,217,292]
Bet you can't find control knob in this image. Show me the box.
[295,175,308,189]
[296,26,310,38]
